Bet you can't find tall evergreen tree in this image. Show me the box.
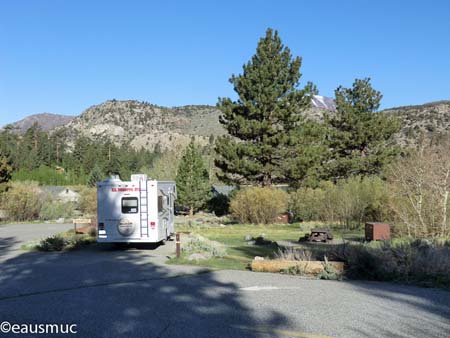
[102,141,121,177]
[87,165,104,187]
[215,28,316,186]
[283,121,329,188]
[325,78,400,180]
[0,155,12,184]
[0,125,18,167]
[176,142,211,216]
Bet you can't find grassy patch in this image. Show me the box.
[168,222,320,270]
[168,221,367,271]
[178,222,309,245]
[168,256,248,270]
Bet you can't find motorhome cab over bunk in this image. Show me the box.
[97,174,176,243]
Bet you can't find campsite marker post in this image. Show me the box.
[176,233,181,258]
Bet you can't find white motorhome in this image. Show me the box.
[97,174,176,243]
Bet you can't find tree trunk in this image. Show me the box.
[262,173,272,187]
[189,206,194,217]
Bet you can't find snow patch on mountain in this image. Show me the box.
[311,95,336,111]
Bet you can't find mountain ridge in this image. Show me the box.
[3,112,74,133]
[4,97,450,151]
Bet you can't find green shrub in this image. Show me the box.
[230,187,288,224]
[37,232,96,252]
[281,265,305,275]
[39,200,75,220]
[317,256,341,280]
[38,235,66,251]
[289,185,329,222]
[333,176,388,228]
[289,177,388,228]
[183,235,226,258]
[64,234,95,250]
[0,181,42,221]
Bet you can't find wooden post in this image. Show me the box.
[176,232,181,258]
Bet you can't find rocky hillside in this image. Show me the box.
[60,100,225,151]
[60,96,337,151]
[4,113,74,133]
[10,97,450,151]
[383,101,450,146]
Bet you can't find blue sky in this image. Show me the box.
[1,0,449,126]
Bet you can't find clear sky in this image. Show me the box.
[1,0,449,126]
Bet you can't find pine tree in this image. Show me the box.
[18,124,42,170]
[102,142,122,177]
[0,126,18,168]
[0,155,12,184]
[325,78,400,180]
[283,120,329,188]
[215,28,316,186]
[176,142,211,216]
[87,165,104,187]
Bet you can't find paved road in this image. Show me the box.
[0,223,73,261]
[0,223,449,338]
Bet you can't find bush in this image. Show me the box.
[39,199,75,220]
[183,235,226,258]
[332,176,388,228]
[230,187,288,224]
[0,181,42,221]
[78,187,97,216]
[289,177,388,228]
[275,247,313,261]
[317,256,341,280]
[64,234,95,250]
[330,239,450,288]
[38,235,66,251]
[289,184,330,222]
[37,232,96,252]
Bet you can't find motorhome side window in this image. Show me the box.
[158,196,163,213]
[122,197,138,214]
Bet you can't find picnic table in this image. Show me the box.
[308,227,333,243]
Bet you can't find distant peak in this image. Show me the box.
[311,95,336,111]
[3,113,74,133]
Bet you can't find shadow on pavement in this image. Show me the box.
[0,245,291,338]
[0,236,20,258]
